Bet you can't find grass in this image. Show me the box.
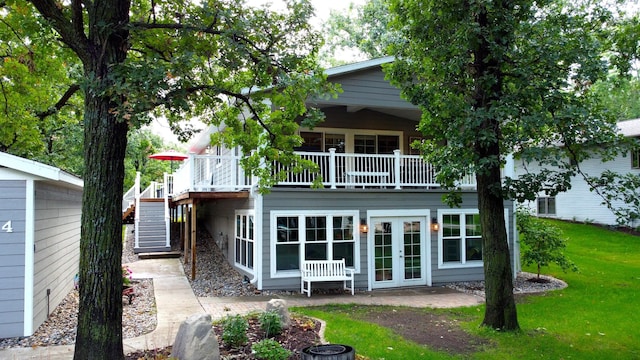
[294,220,640,359]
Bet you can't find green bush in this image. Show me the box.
[221,314,248,347]
[259,310,284,337]
[516,207,578,278]
[251,338,292,360]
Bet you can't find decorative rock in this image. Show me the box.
[266,299,291,329]
[171,313,220,360]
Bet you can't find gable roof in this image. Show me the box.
[324,56,395,78]
[0,151,83,188]
[617,118,640,137]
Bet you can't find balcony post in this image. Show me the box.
[329,148,337,189]
[394,149,401,189]
[189,153,196,191]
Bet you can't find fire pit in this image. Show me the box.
[301,344,355,360]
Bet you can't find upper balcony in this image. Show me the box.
[170,149,478,195]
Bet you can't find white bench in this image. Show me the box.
[301,259,355,297]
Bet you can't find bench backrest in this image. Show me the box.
[303,259,347,277]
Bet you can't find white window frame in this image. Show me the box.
[437,208,510,269]
[537,197,556,216]
[270,210,361,278]
[234,210,255,272]
[298,127,404,154]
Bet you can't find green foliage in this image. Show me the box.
[251,338,291,360]
[123,129,178,192]
[516,208,578,278]
[588,170,640,228]
[221,315,248,348]
[321,0,396,62]
[591,74,640,121]
[259,310,284,338]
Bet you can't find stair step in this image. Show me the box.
[138,251,182,259]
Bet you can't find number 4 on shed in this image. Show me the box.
[2,220,13,233]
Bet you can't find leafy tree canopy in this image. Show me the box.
[385,0,635,331]
[2,0,337,358]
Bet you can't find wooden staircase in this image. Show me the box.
[122,203,135,224]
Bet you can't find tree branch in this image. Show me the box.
[28,0,90,62]
[35,83,81,120]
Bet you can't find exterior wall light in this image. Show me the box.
[431,217,439,232]
[360,219,369,233]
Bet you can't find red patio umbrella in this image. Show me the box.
[148,150,188,171]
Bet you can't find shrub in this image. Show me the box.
[259,310,284,337]
[221,314,248,347]
[252,338,291,360]
[516,207,578,279]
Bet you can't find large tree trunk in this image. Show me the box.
[73,1,131,358]
[476,147,520,331]
[75,96,129,359]
[472,1,520,331]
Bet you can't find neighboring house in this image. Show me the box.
[0,152,83,338]
[514,118,640,226]
[131,57,519,293]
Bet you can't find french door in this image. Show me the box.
[370,216,429,289]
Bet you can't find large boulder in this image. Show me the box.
[266,299,290,329]
[171,313,220,360]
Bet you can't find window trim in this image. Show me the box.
[270,210,361,278]
[234,210,255,273]
[437,209,510,269]
[537,196,556,216]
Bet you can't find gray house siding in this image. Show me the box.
[0,180,27,338]
[32,182,82,334]
[199,197,255,277]
[259,189,515,291]
[321,68,416,110]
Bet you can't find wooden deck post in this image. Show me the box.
[191,201,197,280]
[183,205,189,264]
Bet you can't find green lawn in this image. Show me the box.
[295,220,640,359]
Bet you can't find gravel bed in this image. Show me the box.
[445,271,568,297]
[0,225,156,350]
[182,226,298,297]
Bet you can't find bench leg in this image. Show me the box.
[301,279,312,297]
[343,278,354,295]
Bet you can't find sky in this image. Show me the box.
[147,0,366,146]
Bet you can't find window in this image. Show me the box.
[354,134,400,154]
[439,210,483,267]
[537,197,556,215]
[633,148,640,169]
[272,211,358,276]
[235,212,254,270]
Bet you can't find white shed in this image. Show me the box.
[0,152,83,338]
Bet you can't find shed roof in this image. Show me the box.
[0,152,83,188]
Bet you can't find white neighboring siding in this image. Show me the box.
[0,180,27,338]
[515,152,640,226]
[31,182,82,334]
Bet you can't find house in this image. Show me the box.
[0,152,83,338]
[129,57,519,293]
[514,118,640,227]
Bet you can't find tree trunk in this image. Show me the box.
[72,1,131,358]
[472,1,520,331]
[476,150,520,331]
[74,96,128,359]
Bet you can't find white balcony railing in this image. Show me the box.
[170,149,478,195]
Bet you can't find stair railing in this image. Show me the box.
[134,172,141,250]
